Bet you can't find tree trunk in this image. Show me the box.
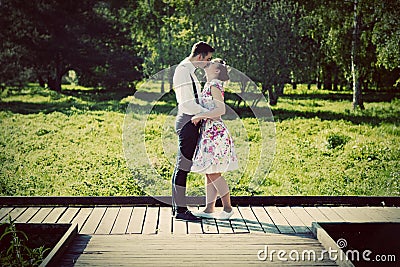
[168,66,175,93]
[47,75,62,92]
[158,31,164,94]
[316,64,322,89]
[351,0,365,110]
[38,75,46,88]
[364,80,369,91]
[264,83,278,106]
[276,83,284,96]
[323,66,332,90]
[160,72,165,94]
[317,80,322,89]
[333,66,339,91]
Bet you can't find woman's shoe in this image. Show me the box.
[192,210,215,219]
[217,210,234,220]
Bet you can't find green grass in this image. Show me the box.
[0,83,399,196]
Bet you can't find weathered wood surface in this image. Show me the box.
[60,234,339,266]
[1,195,399,207]
[1,204,399,266]
[1,206,399,235]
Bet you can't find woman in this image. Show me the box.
[191,58,239,220]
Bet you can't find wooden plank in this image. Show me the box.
[264,206,294,234]
[187,210,203,234]
[201,218,218,234]
[28,207,54,223]
[237,206,264,234]
[126,206,146,234]
[0,196,172,206]
[351,207,400,222]
[80,207,106,234]
[229,206,249,233]
[142,207,159,235]
[329,207,365,222]
[58,234,91,266]
[73,256,336,266]
[187,220,203,234]
[2,195,399,206]
[196,205,232,234]
[303,207,330,222]
[380,207,400,220]
[57,207,80,223]
[80,232,322,243]
[95,207,120,234]
[278,206,311,234]
[290,207,316,228]
[62,235,338,266]
[215,216,234,234]
[43,207,67,223]
[0,207,14,221]
[172,216,188,235]
[111,207,133,234]
[343,207,375,222]
[362,207,395,221]
[72,208,95,232]
[251,206,279,233]
[185,203,204,234]
[350,207,385,221]
[156,207,172,235]
[15,207,40,223]
[188,206,217,234]
[316,207,346,223]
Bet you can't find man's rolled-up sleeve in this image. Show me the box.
[174,67,208,115]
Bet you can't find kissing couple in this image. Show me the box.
[171,41,239,221]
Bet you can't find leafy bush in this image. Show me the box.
[0,217,49,267]
[326,132,351,149]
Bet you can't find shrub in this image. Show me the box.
[0,217,49,266]
[326,132,351,149]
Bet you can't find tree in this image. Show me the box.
[192,0,311,105]
[0,1,36,87]
[301,0,400,106]
[129,0,200,92]
[351,0,364,109]
[0,0,142,91]
[372,0,400,74]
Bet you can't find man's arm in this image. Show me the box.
[173,67,208,115]
[191,86,225,125]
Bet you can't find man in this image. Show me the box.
[172,41,214,221]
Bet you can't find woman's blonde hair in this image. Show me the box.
[212,58,229,81]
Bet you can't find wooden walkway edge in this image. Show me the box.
[1,197,399,266]
[1,196,399,207]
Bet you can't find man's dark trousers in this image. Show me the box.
[172,114,200,215]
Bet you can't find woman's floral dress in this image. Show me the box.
[191,79,239,174]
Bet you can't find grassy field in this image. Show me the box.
[0,83,399,196]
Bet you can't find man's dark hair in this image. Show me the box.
[190,41,215,58]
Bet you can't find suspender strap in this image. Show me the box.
[190,74,199,104]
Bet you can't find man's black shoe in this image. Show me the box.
[175,210,202,221]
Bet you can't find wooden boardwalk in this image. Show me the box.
[2,205,399,235]
[1,201,399,266]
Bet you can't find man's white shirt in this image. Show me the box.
[173,58,208,115]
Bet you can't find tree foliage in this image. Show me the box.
[0,0,142,91]
[0,0,399,104]
[192,0,318,104]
